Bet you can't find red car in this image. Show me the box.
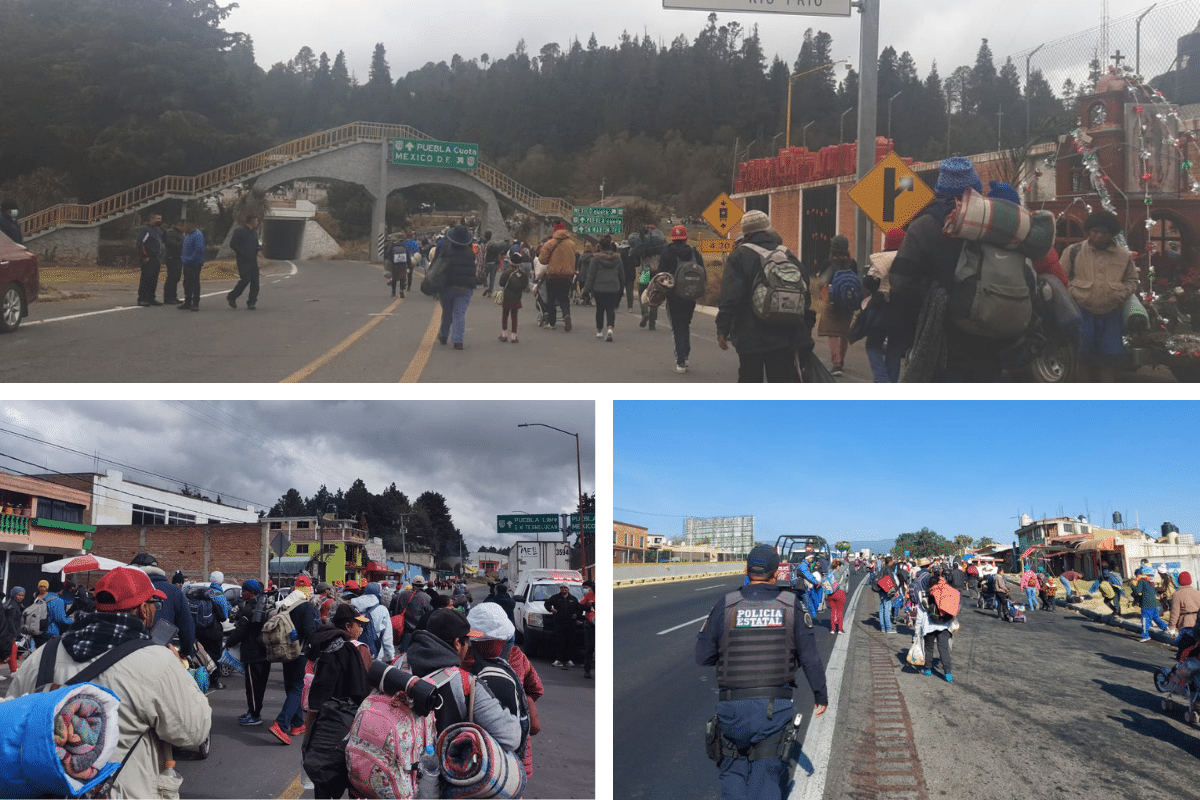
[0,230,37,331]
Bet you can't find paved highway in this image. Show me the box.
[614,570,867,800]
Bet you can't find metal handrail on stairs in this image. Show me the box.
[21,122,571,238]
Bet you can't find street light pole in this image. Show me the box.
[786,60,850,148]
[518,423,587,581]
[840,107,855,145]
[1025,44,1044,143]
[802,121,815,149]
[887,91,902,146]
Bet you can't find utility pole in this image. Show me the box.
[996,107,1004,151]
[1025,44,1044,144]
[853,0,881,270]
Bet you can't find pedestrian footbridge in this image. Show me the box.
[22,122,573,262]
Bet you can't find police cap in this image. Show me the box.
[746,545,780,577]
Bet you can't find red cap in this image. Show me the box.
[884,228,906,252]
[345,579,361,591]
[670,225,688,241]
[294,575,311,587]
[95,566,167,612]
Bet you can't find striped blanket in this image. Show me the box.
[943,188,1054,261]
[438,722,526,799]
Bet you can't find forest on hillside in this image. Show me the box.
[0,0,1177,221]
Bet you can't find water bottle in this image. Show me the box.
[161,759,181,784]
[416,744,440,798]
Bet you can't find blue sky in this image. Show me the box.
[613,401,1199,551]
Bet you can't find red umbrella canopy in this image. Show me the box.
[41,555,126,574]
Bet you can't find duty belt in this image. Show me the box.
[718,687,794,702]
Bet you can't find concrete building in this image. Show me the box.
[1016,513,1200,582]
[0,471,96,595]
[614,520,650,563]
[684,516,754,555]
[35,470,258,526]
[266,514,369,585]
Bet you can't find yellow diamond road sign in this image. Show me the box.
[847,152,934,233]
[702,193,744,237]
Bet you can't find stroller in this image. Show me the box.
[1154,631,1200,724]
[533,278,553,328]
[977,576,997,610]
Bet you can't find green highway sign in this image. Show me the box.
[572,206,624,236]
[568,513,596,534]
[392,138,480,170]
[497,514,561,533]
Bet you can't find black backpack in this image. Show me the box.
[674,248,706,301]
[186,585,217,630]
[470,643,530,759]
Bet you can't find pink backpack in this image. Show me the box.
[346,664,463,799]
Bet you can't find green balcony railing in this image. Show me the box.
[0,513,30,535]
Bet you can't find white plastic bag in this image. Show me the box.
[906,634,925,667]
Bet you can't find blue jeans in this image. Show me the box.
[1142,607,1168,638]
[715,698,793,800]
[275,656,305,730]
[879,595,893,632]
[439,286,472,344]
[1025,587,1039,611]
[1060,577,1073,597]
[865,329,905,382]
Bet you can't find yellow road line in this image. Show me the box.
[277,773,304,799]
[281,296,403,383]
[400,304,442,383]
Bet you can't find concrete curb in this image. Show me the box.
[614,569,742,587]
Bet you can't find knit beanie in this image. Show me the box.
[987,180,1022,206]
[830,235,849,254]
[740,210,771,235]
[209,571,224,584]
[934,157,983,198]
[1180,571,1193,586]
[883,228,906,252]
[242,579,262,594]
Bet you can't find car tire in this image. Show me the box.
[0,283,23,333]
[1029,341,1075,383]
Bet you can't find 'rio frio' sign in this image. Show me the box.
[661,0,851,17]
[391,138,480,170]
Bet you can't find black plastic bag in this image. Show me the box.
[302,698,359,786]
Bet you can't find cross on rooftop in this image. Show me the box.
[1110,50,1126,67]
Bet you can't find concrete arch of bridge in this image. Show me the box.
[247,141,505,262]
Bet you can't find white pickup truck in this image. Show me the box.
[512,568,584,658]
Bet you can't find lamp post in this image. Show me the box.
[840,107,855,145]
[771,131,784,155]
[802,121,815,149]
[518,423,587,581]
[786,60,850,148]
[887,91,902,146]
[1135,4,1157,75]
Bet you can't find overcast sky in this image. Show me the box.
[225,1,1189,96]
[0,401,594,551]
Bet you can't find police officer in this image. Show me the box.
[696,544,828,800]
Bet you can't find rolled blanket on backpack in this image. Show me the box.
[942,189,1054,261]
[0,683,122,798]
[438,722,526,799]
[640,272,674,308]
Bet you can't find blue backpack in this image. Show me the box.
[358,607,381,657]
[830,269,864,314]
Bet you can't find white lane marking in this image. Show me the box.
[28,261,298,326]
[694,584,725,591]
[656,616,708,635]
[796,578,866,799]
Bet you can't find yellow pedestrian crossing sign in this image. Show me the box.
[847,152,934,233]
[701,193,744,237]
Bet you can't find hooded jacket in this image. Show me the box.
[9,614,211,799]
[539,230,577,280]
[715,229,814,356]
[306,625,369,710]
[351,592,394,663]
[225,593,269,663]
[402,630,521,750]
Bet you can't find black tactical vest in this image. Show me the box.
[716,588,798,689]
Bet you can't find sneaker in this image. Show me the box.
[944,673,954,683]
[437,335,448,345]
[674,363,687,374]
[453,343,463,350]
[563,317,572,332]
[596,330,604,338]
[551,660,564,667]
[246,304,256,310]
[500,331,508,341]
[584,670,592,679]
[545,323,555,330]
[605,328,613,342]
[227,297,237,309]
[269,721,292,744]
[510,335,518,343]
[566,660,577,668]
[831,368,844,378]
[639,316,648,328]
[238,714,263,726]
[289,725,307,736]
[922,668,932,676]
[1140,636,1151,642]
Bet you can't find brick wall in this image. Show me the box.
[89,522,268,584]
[614,521,648,550]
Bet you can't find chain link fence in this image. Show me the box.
[1010,0,1200,103]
